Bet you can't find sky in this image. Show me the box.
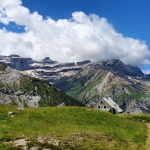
[0,0,150,72]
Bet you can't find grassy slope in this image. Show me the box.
[67,72,106,101]
[119,114,150,123]
[0,105,147,150]
[66,65,108,102]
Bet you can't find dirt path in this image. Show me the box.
[146,123,150,150]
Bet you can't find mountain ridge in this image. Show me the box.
[1,55,150,113]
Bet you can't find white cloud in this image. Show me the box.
[142,69,150,74]
[0,0,150,65]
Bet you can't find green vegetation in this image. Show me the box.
[0,63,82,107]
[0,64,6,71]
[114,93,130,105]
[0,105,147,150]
[109,83,147,106]
[19,76,82,106]
[67,71,107,102]
[123,84,146,100]
[0,74,82,107]
[119,114,150,123]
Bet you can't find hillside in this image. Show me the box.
[0,64,82,107]
[55,61,150,113]
[0,105,147,150]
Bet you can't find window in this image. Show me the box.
[98,106,100,109]
[104,106,106,109]
[100,101,103,104]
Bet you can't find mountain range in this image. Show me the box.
[1,55,150,113]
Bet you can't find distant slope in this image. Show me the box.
[55,61,150,113]
[0,64,82,107]
[0,105,147,150]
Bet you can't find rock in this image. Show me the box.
[76,60,91,66]
[30,147,38,150]
[9,54,20,58]
[18,107,25,111]
[8,111,15,117]
[47,138,60,146]
[121,97,150,114]
[57,103,66,107]
[42,57,53,64]
[13,139,27,146]
[37,136,60,146]
[101,59,144,77]
[6,138,27,150]
[10,57,33,71]
[144,73,150,80]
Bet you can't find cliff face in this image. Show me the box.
[0,55,91,84]
[10,57,33,70]
[100,59,144,77]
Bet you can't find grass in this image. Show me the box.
[0,105,148,149]
[119,113,150,123]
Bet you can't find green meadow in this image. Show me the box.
[0,105,148,150]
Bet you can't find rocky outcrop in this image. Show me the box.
[100,59,144,77]
[10,57,33,70]
[76,60,91,66]
[42,57,56,64]
[144,73,150,80]
[121,98,150,114]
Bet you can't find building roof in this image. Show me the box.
[102,97,123,113]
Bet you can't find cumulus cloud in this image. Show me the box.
[0,0,150,65]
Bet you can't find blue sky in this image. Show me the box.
[0,0,150,72]
[23,0,150,46]
[23,0,150,71]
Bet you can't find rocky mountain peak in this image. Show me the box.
[42,57,53,63]
[102,59,123,65]
[9,54,21,58]
[100,59,144,77]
